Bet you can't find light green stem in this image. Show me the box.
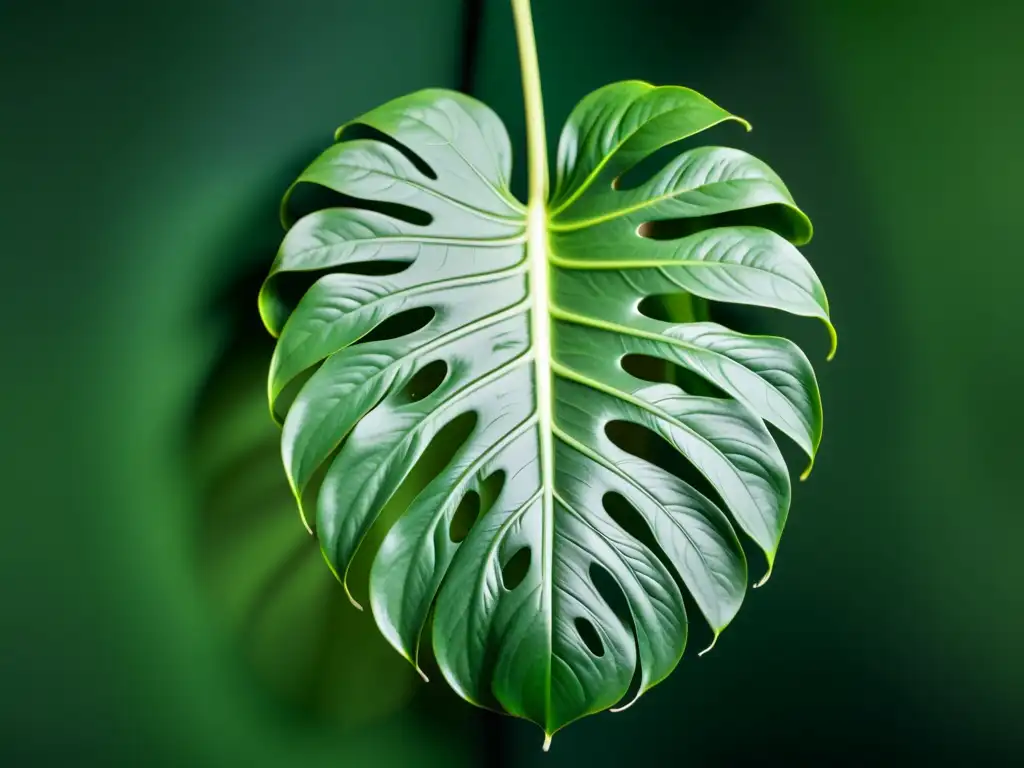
[511,0,555,751]
[512,0,549,202]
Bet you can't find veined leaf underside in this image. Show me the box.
[259,79,834,741]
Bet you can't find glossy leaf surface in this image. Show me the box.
[260,81,834,741]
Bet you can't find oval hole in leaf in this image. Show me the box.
[501,547,531,591]
[620,353,671,384]
[620,353,728,398]
[355,306,434,345]
[603,493,662,566]
[574,617,604,657]
[399,359,447,404]
[636,203,801,242]
[635,293,708,324]
[604,420,724,510]
[589,562,630,625]
[448,491,480,544]
[478,470,506,515]
[450,469,508,546]
[630,290,704,321]
[338,122,438,180]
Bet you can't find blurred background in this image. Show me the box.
[2,0,1022,764]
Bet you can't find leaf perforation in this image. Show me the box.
[263,80,832,740]
[398,110,525,216]
[309,157,525,224]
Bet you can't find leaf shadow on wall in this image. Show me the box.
[185,172,475,742]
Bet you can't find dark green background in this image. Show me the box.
[2,0,1021,764]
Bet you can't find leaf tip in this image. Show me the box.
[323,553,363,610]
[542,734,553,752]
[799,456,814,482]
[391,642,430,682]
[610,687,645,713]
[297,503,313,535]
[753,563,773,589]
[825,321,838,361]
[698,632,720,657]
[344,586,364,612]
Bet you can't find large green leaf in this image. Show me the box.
[260,80,834,743]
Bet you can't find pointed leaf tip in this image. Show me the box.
[345,591,364,611]
[323,554,363,606]
[542,734,552,752]
[285,475,313,534]
[610,698,638,714]
[753,566,773,589]
[825,321,838,361]
[698,632,720,657]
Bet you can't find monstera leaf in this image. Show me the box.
[259,70,834,743]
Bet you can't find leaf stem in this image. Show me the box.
[512,0,549,202]
[511,0,555,749]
